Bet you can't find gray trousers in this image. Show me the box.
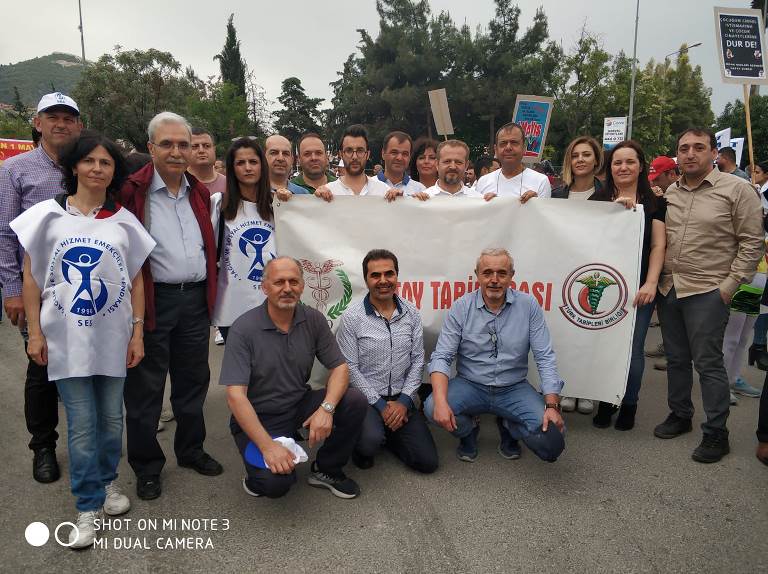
[658,287,730,436]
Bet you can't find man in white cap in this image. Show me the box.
[0,92,82,484]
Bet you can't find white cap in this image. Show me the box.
[337,159,345,168]
[37,92,80,115]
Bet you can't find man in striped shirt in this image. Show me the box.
[336,249,438,473]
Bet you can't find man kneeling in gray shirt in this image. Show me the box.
[219,256,367,499]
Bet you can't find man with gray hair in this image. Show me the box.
[425,248,566,463]
[120,111,223,501]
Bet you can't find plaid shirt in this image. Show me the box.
[336,294,425,411]
[0,146,65,298]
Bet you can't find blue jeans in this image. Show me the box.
[424,377,564,462]
[753,313,768,346]
[55,376,125,511]
[623,302,655,405]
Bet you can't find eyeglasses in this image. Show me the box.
[489,326,498,358]
[151,140,190,151]
[342,148,367,157]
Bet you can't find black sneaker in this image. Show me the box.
[614,404,637,431]
[456,424,480,462]
[242,477,262,497]
[653,412,693,439]
[351,451,375,470]
[692,434,730,463]
[495,417,521,459]
[592,402,618,429]
[136,475,162,500]
[307,462,360,499]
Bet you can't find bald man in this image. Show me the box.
[265,135,307,195]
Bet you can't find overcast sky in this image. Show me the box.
[0,0,756,116]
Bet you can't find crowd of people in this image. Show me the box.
[1,92,766,551]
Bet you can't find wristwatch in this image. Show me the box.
[320,402,336,415]
[545,402,561,412]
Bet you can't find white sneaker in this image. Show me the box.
[730,392,739,406]
[214,329,224,345]
[68,509,101,549]
[157,420,165,432]
[560,397,576,412]
[103,481,131,516]
[577,399,594,414]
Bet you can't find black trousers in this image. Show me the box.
[23,338,59,451]
[233,388,367,498]
[356,405,438,473]
[759,372,768,443]
[125,284,211,478]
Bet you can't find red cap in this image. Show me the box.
[648,156,677,181]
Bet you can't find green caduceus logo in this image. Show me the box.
[575,272,617,315]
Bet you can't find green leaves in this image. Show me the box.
[327,269,352,321]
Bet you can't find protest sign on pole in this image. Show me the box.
[511,95,554,163]
[602,117,628,150]
[0,138,34,165]
[427,89,454,139]
[730,137,745,166]
[275,196,643,405]
[715,127,732,150]
[714,7,768,180]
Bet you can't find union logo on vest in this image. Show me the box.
[239,226,272,282]
[61,246,108,316]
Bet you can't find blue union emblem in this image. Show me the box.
[61,246,108,316]
[238,226,273,282]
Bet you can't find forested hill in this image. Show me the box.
[0,53,83,106]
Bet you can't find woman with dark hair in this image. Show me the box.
[211,137,275,342]
[10,134,155,549]
[591,140,667,430]
[408,138,438,189]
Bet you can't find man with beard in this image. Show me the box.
[475,122,551,200]
[220,256,367,498]
[0,92,82,483]
[336,249,438,473]
[315,125,390,199]
[420,140,481,198]
[264,135,307,195]
[290,133,336,193]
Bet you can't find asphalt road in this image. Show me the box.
[0,317,765,574]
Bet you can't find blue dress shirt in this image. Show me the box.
[428,288,564,395]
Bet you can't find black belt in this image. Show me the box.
[381,393,401,401]
[154,280,206,291]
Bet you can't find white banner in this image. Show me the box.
[730,137,745,166]
[275,197,644,405]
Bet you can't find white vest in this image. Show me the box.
[211,195,276,326]
[10,199,155,381]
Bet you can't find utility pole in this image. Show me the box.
[627,0,640,139]
[78,0,86,66]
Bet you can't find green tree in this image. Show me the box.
[214,14,247,97]
[273,77,323,143]
[12,87,29,121]
[716,95,768,165]
[186,80,252,156]
[72,48,202,152]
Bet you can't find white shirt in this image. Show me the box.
[760,181,768,212]
[210,194,275,327]
[424,182,481,198]
[10,199,155,380]
[475,167,551,199]
[567,187,595,200]
[377,172,426,195]
[326,176,390,196]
